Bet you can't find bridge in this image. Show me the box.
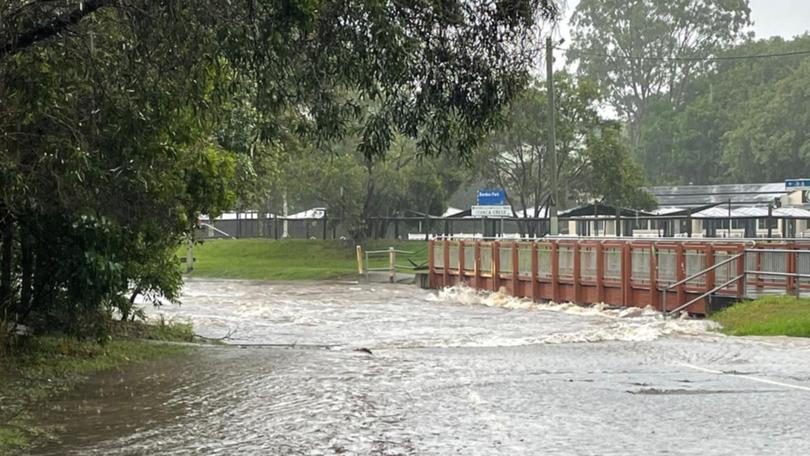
[427,238,810,315]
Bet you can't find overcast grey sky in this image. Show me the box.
[558,0,810,41]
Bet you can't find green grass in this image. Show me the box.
[0,325,194,454]
[710,296,810,337]
[185,239,428,281]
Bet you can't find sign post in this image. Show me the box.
[473,189,510,238]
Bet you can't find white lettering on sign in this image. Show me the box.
[471,205,512,217]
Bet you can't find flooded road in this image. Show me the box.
[34,279,810,455]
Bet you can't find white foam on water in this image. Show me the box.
[427,285,720,346]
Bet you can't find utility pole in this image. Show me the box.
[546,37,559,236]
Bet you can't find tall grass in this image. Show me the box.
[710,296,810,337]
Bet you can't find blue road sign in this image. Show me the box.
[477,189,506,206]
[786,179,810,189]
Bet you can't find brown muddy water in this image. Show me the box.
[32,279,810,455]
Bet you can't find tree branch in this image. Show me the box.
[0,0,116,60]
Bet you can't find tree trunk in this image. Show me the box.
[20,224,33,316]
[0,213,14,316]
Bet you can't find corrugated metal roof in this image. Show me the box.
[692,206,810,218]
[650,182,786,207]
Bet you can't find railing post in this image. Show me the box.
[573,242,582,303]
[676,244,686,309]
[389,246,396,283]
[596,243,605,303]
[531,242,539,302]
[705,244,715,299]
[512,242,519,296]
[474,241,481,290]
[458,240,466,285]
[650,243,659,310]
[788,245,798,296]
[622,242,631,306]
[428,240,435,288]
[443,240,450,287]
[551,240,560,302]
[736,246,746,299]
[492,241,501,292]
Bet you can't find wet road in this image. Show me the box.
[34,280,810,455]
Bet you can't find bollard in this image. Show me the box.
[356,245,364,275]
[389,247,396,283]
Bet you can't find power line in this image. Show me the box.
[557,46,810,62]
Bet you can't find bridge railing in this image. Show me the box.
[428,238,810,314]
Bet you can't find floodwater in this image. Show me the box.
[33,279,810,455]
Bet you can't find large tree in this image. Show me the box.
[0,1,559,332]
[568,0,750,146]
[632,35,810,184]
[283,135,464,240]
[473,72,654,236]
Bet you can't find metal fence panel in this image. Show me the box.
[480,243,493,274]
[518,245,532,277]
[448,243,459,270]
[799,251,810,287]
[559,246,574,279]
[604,248,622,280]
[581,247,596,280]
[714,251,736,289]
[464,245,475,272]
[433,243,444,269]
[758,250,787,288]
[631,248,650,284]
[685,250,706,287]
[499,244,514,274]
[538,246,551,278]
[657,249,676,284]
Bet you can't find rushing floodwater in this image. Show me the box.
[34,279,810,455]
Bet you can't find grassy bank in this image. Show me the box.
[185,239,428,281]
[0,322,195,454]
[710,296,810,337]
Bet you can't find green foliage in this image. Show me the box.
[632,35,810,184]
[722,57,810,182]
[473,72,654,231]
[1,1,557,336]
[283,135,464,239]
[584,125,657,210]
[710,296,810,337]
[569,0,751,123]
[474,73,601,219]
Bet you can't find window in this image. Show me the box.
[758,218,778,230]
